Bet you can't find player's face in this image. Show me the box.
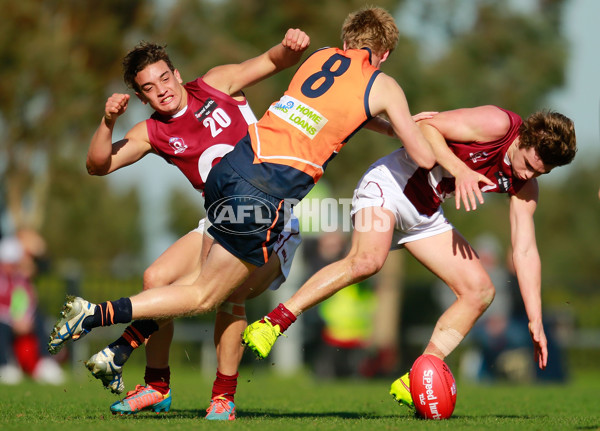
[134,61,185,115]
[510,144,552,181]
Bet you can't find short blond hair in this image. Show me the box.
[341,6,399,56]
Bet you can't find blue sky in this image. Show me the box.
[549,0,599,161]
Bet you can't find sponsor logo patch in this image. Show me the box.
[268,95,328,139]
[494,171,511,192]
[194,98,217,122]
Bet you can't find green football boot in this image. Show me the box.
[241,318,282,359]
[390,372,415,409]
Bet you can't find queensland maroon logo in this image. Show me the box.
[168,137,187,154]
[469,151,489,163]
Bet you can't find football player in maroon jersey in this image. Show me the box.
[80,29,309,420]
[241,105,576,410]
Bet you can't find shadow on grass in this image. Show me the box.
[239,410,400,419]
[107,410,559,422]
[112,409,400,420]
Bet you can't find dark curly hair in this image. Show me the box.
[519,111,577,167]
[122,41,175,92]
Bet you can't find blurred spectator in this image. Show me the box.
[359,250,404,378]
[16,228,49,278]
[300,230,349,375]
[503,247,569,383]
[0,234,64,385]
[303,230,380,379]
[467,235,532,382]
[315,279,376,379]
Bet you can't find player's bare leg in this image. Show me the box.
[207,253,281,420]
[119,242,254,319]
[143,230,207,368]
[286,207,395,315]
[215,256,280,375]
[392,229,494,409]
[243,207,395,358]
[85,231,205,394]
[404,228,495,361]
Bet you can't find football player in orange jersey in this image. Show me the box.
[49,6,437,417]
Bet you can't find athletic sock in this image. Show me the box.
[144,366,170,395]
[211,370,239,402]
[108,320,159,366]
[262,303,296,333]
[13,334,40,375]
[82,298,132,331]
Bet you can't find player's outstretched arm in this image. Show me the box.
[87,93,153,176]
[203,28,310,96]
[509,180,548,370]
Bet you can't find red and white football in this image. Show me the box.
[409,354,457,420]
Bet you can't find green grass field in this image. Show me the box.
[1,365,598,431]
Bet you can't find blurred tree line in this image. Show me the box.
[0,0,597,305]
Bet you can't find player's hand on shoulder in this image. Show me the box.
[412,111,439,123]
[282,28,310,52]
[104,93,131,124]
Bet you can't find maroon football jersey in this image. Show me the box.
[146,77,257,191]
[403,107,527,216]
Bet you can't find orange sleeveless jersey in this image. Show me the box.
[249,47,380,183]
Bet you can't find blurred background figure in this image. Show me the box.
[300,230,350,377]
[434,233,530,382]
[462,234,532,382]
[359,250,404,378]
[316,278,376,379]
[302,230,403,380]
[0,233,64,385]
[436,233,569,383]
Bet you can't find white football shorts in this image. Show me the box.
[351,157,453,250]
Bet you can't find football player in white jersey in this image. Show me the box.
[241,105,576,411]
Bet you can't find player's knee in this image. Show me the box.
[190,292,221,314]
[462,275,495,314]
[191,299,216,314]
[481,283,496,310]
[142,266,168,290]
[347,251,385,281]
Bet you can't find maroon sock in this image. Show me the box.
[144,366,170,395]
[212,370,239,402]
[262,303,296,333]
[13,333,40,375]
